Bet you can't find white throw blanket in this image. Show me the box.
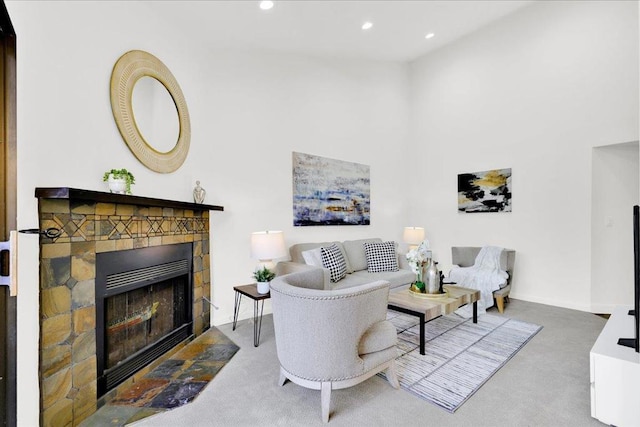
[448,246,508,318]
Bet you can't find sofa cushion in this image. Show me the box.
[343,238,382,272]
[321,244,348,282]
[364,241,399,273]
[301,248,323,267]
[358,320,397,356]
[350,270,415,290]
[290,242,353,273]
[330,273,374,290]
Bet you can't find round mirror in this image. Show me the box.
[110,50,190,173]
[132,76,180,153]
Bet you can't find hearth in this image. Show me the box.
[96,243,193,396]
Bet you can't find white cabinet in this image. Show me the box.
[590,305,640,426]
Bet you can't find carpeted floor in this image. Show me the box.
[384,311,542,412]
[130,298,606,426]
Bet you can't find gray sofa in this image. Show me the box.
[276,238,415,290]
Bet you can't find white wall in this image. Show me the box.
[591,142,640,313]
[6,2,410,424]
[192,50,410,324]
[408,0,639,311]
[7,0,639,424]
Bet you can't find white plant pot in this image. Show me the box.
[108,175,127,194]
[257,281,270,294]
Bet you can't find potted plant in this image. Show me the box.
[103,168,135,195]
[253,266,276,294]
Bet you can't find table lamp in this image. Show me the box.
[250,230,287,271]
[403,226,425,250]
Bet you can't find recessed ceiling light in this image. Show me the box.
[425,33,435,39]
[259,1,274,11]
[362,21,373,30]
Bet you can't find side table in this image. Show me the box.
[232,283,271,347]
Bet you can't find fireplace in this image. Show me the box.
[35,187,223,426]
[96,243,193,396]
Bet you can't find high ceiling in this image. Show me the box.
[150,1,534,62]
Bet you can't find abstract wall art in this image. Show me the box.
[292,152,370,226]
[458,168,512,213]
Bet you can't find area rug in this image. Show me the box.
[381,311,542,413]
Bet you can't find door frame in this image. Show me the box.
[0,0,17,425]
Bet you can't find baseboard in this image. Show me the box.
[509,292,592,313]
[589,304,617,315]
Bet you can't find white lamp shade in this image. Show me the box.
[251,230,287,261]
[403,227,425,245]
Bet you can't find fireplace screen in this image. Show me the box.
[96,243,193,396]
[105,278,187,370]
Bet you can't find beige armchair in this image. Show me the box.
[270,269,399,423]
[451,246,516,313]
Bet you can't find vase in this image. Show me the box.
[410,263,426,292]
[107,175,127,194]
[425,260,440,294]
[257,281,270,294]
[419,263,429,284]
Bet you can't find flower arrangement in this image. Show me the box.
[406,240,432,292]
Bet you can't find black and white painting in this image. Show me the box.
[458,168,512,213]
[292,152,370,226]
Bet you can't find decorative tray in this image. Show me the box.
[408,288,449,299]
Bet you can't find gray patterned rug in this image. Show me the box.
[381,311,542,413]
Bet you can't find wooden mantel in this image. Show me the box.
[35,187,224,212]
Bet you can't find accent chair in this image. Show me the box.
[270,269,400,423]
[451,246,516,313]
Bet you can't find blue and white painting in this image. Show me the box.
[292,152,370,226]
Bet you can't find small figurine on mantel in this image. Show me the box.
[193,180,206,204]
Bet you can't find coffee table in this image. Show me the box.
[387,284,481,355]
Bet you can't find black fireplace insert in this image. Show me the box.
[95,243,193,396]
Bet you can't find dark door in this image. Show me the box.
[0,1,16,425]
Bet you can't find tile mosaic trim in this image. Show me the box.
[40,213,208,244]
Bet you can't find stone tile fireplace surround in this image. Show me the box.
[35,188,223,426]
